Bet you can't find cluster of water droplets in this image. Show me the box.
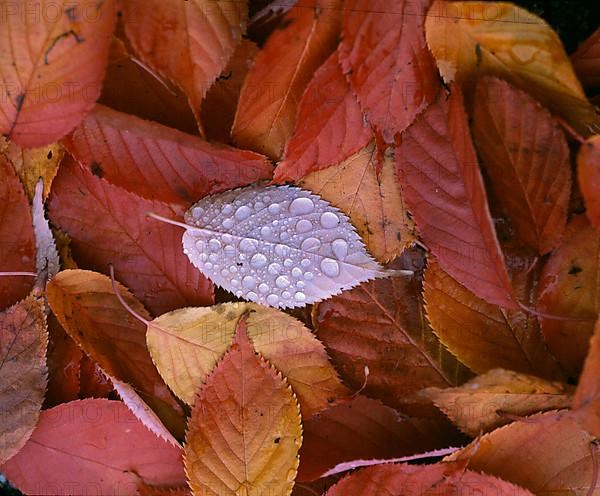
[181,185,384,308]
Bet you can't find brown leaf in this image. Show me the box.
[571,27,600,89]
[0,296,47,464]
[184,317,302,495]
[578,135,600,232]
[473,77,571,255]
[232,0,342,159]
[572,318,600,436]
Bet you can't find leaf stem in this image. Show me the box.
[0,271,37,277]
[108,264,150,327]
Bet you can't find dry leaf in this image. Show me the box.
[571,27,600,89]
[578,135,600,231]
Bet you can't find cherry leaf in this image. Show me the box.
[177,184,396,309]
[571,27,600,90]
[578,135,600,231]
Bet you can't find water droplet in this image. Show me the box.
[331,238,348,260]
[321,258,340,277]
[281,232,291,242]
[272,220,279,226]
[198,253,209,262]
[235,290,243,297]
[222,204,233,215]
[305,272,314,280]
[230,266,238,273]
[231,278,240,287]
[295,219,312,233]
[235,205,252,220]
[195,240,205,250]
[268,203,281,215]
[220,269,229,277]
[222,233,233,244]
[301,237,321,252]
[294,292,306,302]
[224,245,236,257]
[208,239,221,252]
[242,276,256,289]
[250,253,267,268]
[267,294,279,305]
[291,267,302,277]
[284,259,293,268]
[301,258,311,268]
[296,281,306,289]
[209,253,218,263]
[261,226,272,238]
[222,218,234,229]
[258,283,269,294]
[239,238,257,252]
[268,263,282,275]
[320,212,339,229]
[205,262,213,269]
[276,275,290,288]
[289,197,314,215]
[192,206,204,219]
[254,201,265,211]
[247,291,258,301]
[282,291,291,299]
[275,244,287,257]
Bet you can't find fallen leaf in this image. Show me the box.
[339,0,439,142]
[148,302,350,416]
[178,183,391,309]
[64,105,272,205]
[578,135,600,231]
[420,368,573,436]
[425,0,600,137]
[32,180,60,289]
[184,317,302,496]
[572,318,600,436]
[446,411,598,495]
[313,261,470,411]
[299,142,415,263]
[201,39,259,143]
[536,215,600,377]
[473,77,571,255]
[0,296,47,464]
[424,257,565,380]
[298,395,464,482]
[1,399,187,495]
[121,0,248,123]
[0,156,35,310]
[395,87,517,309]
[571,27,600,89]
[274,49,371,182]
[0,138,64,201]
[99,37,198,135]
[47,156,214,315]
[46,269,186,439]
[0,0,116,146]
[232,0,342,159]
[324,462,533,495]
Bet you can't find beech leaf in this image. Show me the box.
[0,296,48,464]
[172,183,397,309]
[184,317,302,496]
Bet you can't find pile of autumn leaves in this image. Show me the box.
[1,0,600,494]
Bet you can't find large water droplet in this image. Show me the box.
[254,201,265,211]
[235,205,252,220]
[291,267,302,277]
[295,219,312,233]
[280,232,291,242]
[195,240,206,250]
[222,233,233,244]
[275,244,287,257]
[321,258,340,277]
[301,258,311,268]
[239,238,257,252]
[320,212,339,229]
[208,239,221,252]
[282,291,291,299]
[224,245,236,257]
[268,263,282,275]
[208,253,218,263]
[231,278,240,287]
[247,291,258,302]
[220,268,229,277]
[267,294,279,305]
[250,253,267,268]
[205,262,213,269]
[222,204,233,215]
[268,203,281,215]
[301,237,321,252]
[296,280,306,289]
[331,238,348,260]
[222,218,234,229]
[289,197,314,215]
[260,226,272,238]
[294,292,306,302]
[305,271,314,280]
[258,283,269,294]
[284,259,293,268]
[192,206,204,219]
[242,276,256,289]
[275,275,290,288]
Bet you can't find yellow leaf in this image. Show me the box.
[425,1,600,137]
[299,142,415,263]
[148,302,349,416]
[184,319,302,496]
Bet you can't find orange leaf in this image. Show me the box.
[184,317,302,495]
[46,269,186,439]
[0,0,116,147]
[324,462,533,495]
[0,296,47,464]
[313,255,470,412]
[47,156,214,315]
[572,318,600,436]
[232,0,342,159]
[571,27,600,89]
[446,412,597,495]
[578,135,600,231]
[339,0,439,142]
[0,156,35,310]
[99,37,198,135]
[395,87,517,308]
[1,399,187,495]
[536,215,600,377]
[121,0,248,125]
[63,105,272,205]
[473,77,571,255]
[420,368,573,437]
[274,49,371,182]
[424,257,565,380]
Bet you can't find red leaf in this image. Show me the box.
[274,49,371,182]
[0,0,116,147]
[395,88,517,309]
[47,156,214,315]
[1,399,186,495]
[339,0,439,142]
[0,156,35,310]
[578,135,600,231]
[571,27,600,89]
[63,105,272,205]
